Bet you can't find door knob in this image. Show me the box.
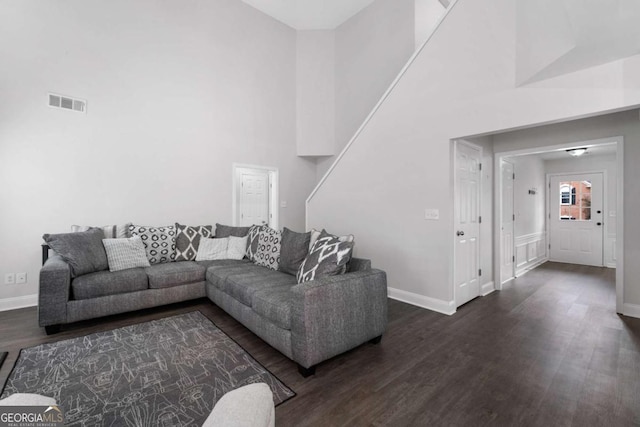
[457,231,465,236]
[597,222,602,226]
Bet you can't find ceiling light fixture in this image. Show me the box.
[566,148,587,157]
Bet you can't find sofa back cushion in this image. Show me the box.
[128,225,177,265]
[278,228,311,276]
[215,223,251,238]
[174,223,213,262]
[43,229,109,278]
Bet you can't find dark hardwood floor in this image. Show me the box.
[1,262,639,426]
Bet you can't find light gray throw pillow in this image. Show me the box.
[102,236,151,272]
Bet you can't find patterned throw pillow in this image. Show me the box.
[297,230,354,284]
[102,236,151,272]
[308,228,354,251]
[245,225,264,261]
[253,227,281,270]
[128,225,176,265]
[174,223,213,262]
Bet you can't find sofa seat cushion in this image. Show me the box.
[207,263,297,307]
[145,261,206,289]
[252,287,296,330]
[72,268,148,300]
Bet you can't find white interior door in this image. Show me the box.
[237,169,270,227]
[549,173,603,266]
[500,160,515,284]
[454,141,481,307]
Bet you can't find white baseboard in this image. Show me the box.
[606,263,616,269]
[0,294,38,312]
[388,287,455,315]
[516,257,548,277]
[481,281,495,296]
[623,303,640,319]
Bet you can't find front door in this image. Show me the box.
[454,141,481,307]
[549,173,604,266]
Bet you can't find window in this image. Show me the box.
[559,181,591,220]
[560,184,572,205]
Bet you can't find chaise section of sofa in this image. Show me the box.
[205,257,388,376]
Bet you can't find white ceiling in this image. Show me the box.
[241,0,375,30]
[509,143,617,161]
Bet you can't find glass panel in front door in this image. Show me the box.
[559,181,591,221]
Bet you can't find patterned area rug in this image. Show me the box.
[1,311,294,426]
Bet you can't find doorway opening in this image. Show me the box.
[232,164,279,229]
[494,137,623,313]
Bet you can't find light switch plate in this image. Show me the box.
[425,209,440,220]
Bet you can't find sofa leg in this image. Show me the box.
[297,364,316,378]
[44,325,61,335]
[369,335,382,345]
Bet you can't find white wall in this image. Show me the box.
[507,155,547,274]
[545,154,617,267]
[0,0,318,305]
[307,0,640,314]
[415,0,447,49]
[296,30,335,156]
[511,156,546,237]
[316,0,416,178]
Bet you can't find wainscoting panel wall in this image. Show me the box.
[515,232,547,276]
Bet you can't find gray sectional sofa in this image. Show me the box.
[39,247,388,376]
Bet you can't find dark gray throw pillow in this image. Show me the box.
[278,227,311,276]
[215,223,251,238]
[174,223,213,262]
[296,230,354,284]
[43,228,109,277]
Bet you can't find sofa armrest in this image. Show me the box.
[348,257,371,272]
[38,255,71,327]
[290,269,388,369]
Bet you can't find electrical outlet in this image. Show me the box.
[4,273,15,285]
[16,272,27,284]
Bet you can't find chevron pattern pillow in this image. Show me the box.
[174,223,213,261]
[245,225,264,261]
[297,230,354,284]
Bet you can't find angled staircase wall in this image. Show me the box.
[306,0,640,313]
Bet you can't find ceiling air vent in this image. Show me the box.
[49,93,86,113]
